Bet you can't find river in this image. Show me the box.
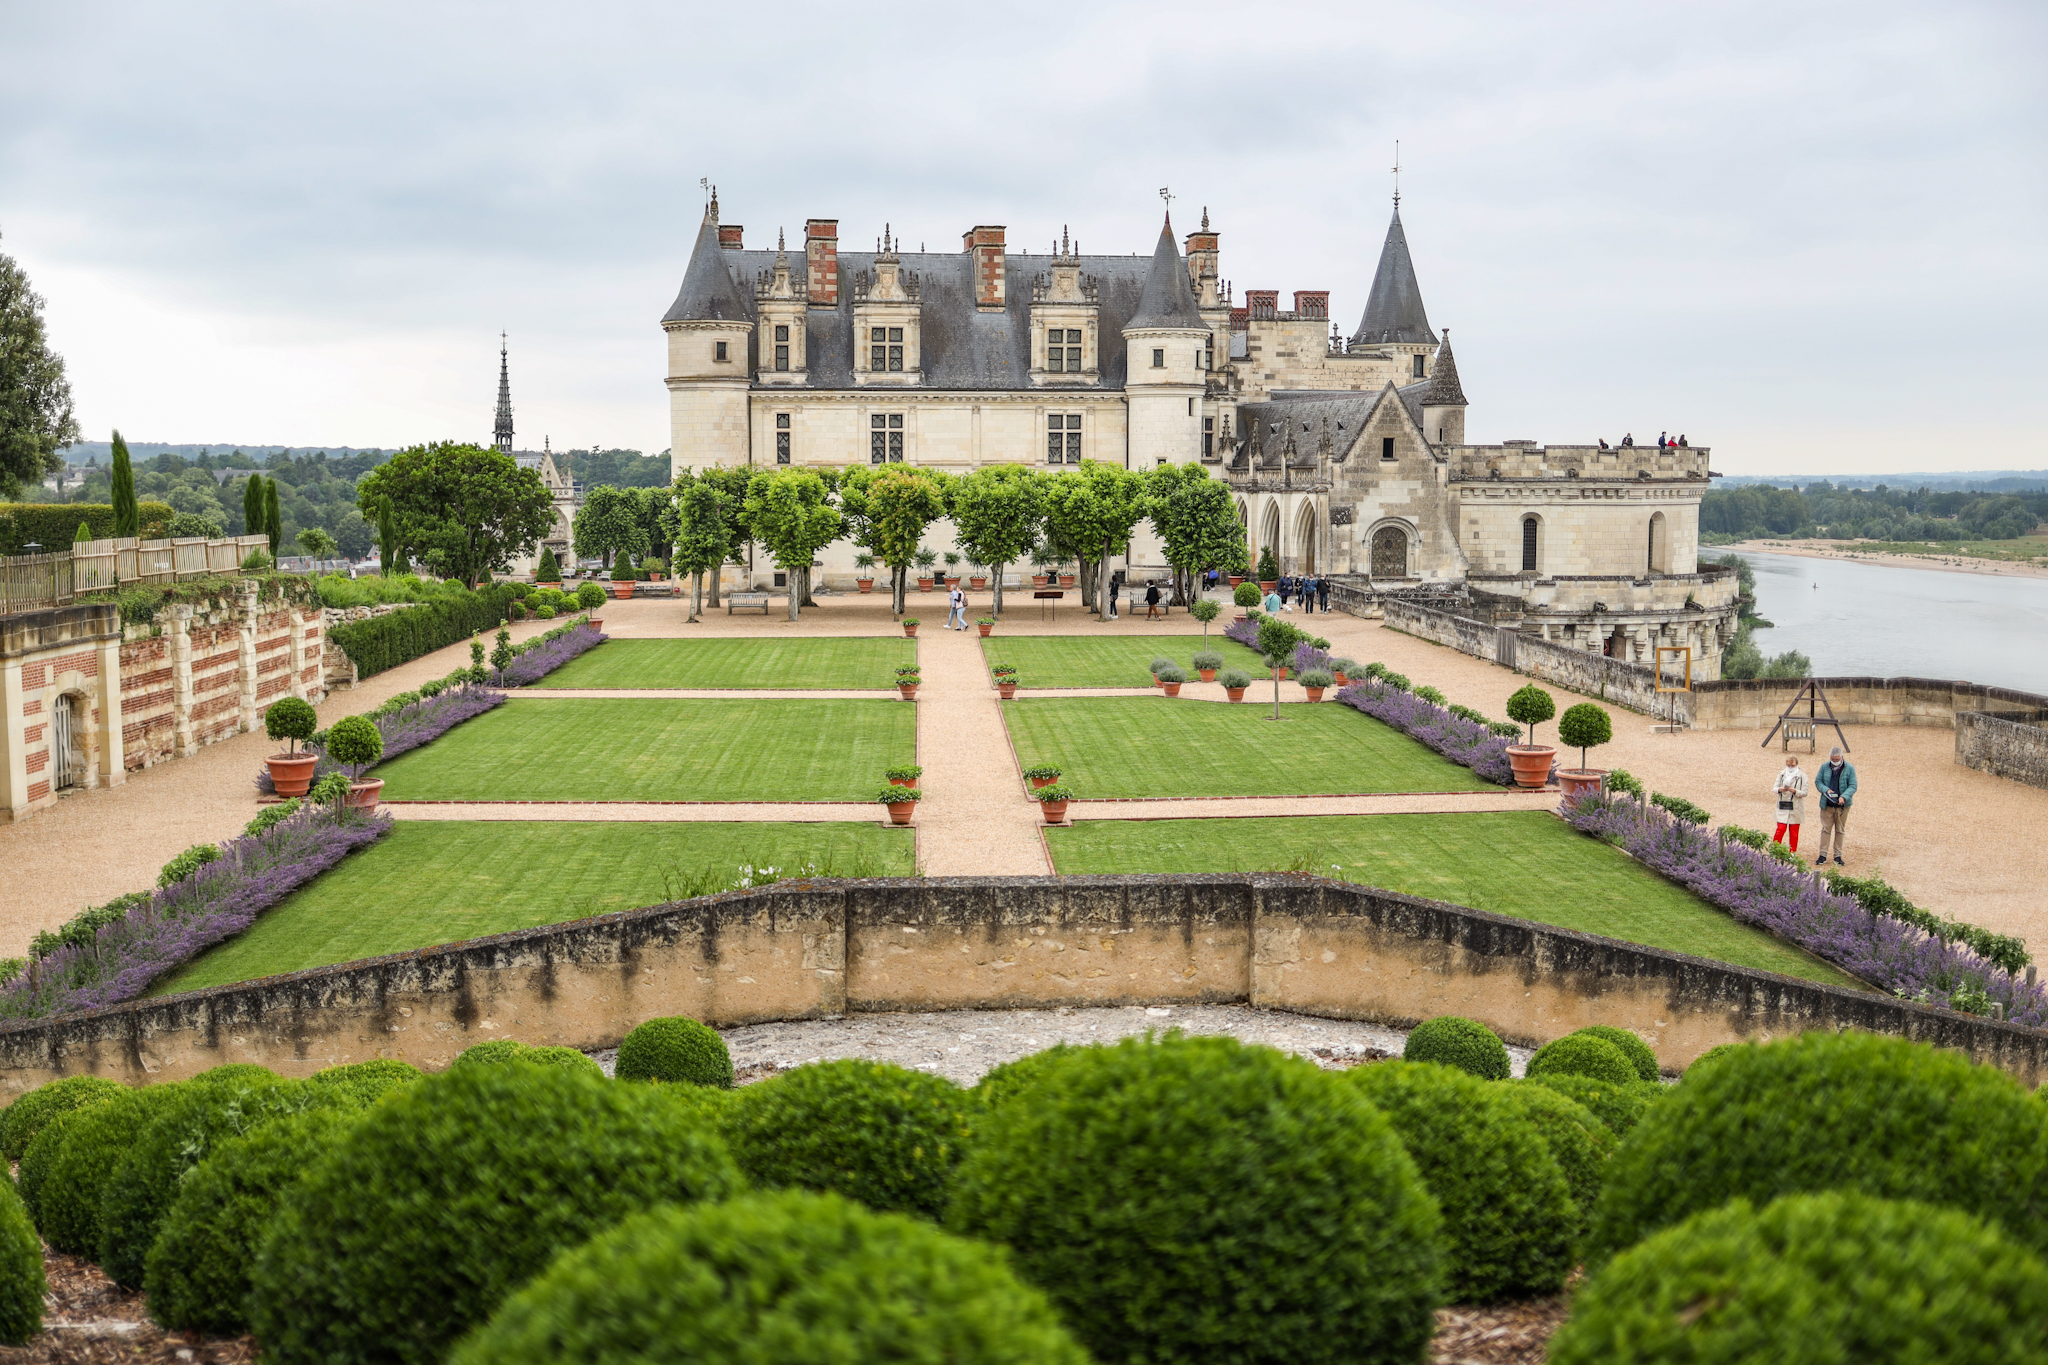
[1727,551,2048,695]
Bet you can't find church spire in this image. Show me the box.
[493,333,514,453]
[1350,205,1437,347]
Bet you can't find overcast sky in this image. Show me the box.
[3,0,2042,475]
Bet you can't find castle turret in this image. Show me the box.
[1350,205,1438,382]
[662,192,755,477]
[1121,213,1208,468]
[1418,329,1467,446]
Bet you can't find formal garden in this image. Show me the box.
[981,634,1263,688]
[533,636,916,690]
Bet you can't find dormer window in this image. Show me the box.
[870,328,904,372]
[774,324,790,371]
[870,413,904,463]
[1047,329,1083,373]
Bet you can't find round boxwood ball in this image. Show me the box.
[1527,1033,1636,1086]
[1524,1074,1662,1140]
[1589,1031,2048,1266]
[0,1073,125,1161]
[248,1060,741,1365]
[615,1016,733,1087]
[524,1046,605,1078]
[722,1059,978,1220]
[145,1108,363,1336]
[1351,1061,1577,1303]
[971,1042,1089,1109]
[451,1038,531,1068]
[1402,1016,1510,1080]
[1684,1041,1751,1077]
[37,1083,189,1256]
[100,1074,345,1288]
[17,1107,90,1227]
[450,1191,1090,1365]
[0,1181,42,1345]
[1495,1081,1615,1247]
[1569,1025,1660,1082]
[309,1058,422,1105]
[949,1035,1444,1365]
[1552,1192,2048,1365]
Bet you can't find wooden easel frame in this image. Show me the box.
[1760,679,1850,753]
[1655,646,1692,692]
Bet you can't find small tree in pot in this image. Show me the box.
[1232,580,1262,618]
[1256,616,1308,720]
[1255,545,1279,590]
[1555,702,1613,800]
[853,553,877,593]
[1190,597,1220,642]
[263,697,320,797]
[1504,684,1558,790]
[325,714,386,810]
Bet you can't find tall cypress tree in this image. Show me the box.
[377,499,397,575]
[109,430,137,537]
[243,473,265,539]
[263,478,282,554]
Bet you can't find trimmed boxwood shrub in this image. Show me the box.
[615,1016,733,1087]
[310,1058,422,1104]
[17,1106,89,1227]
[1552,1192,2048,1364]
[575,582,606,609]
[327,583,523,679]
[1402,1016,1510,1080]
[450,1191,1090,1365]
[1589,1031,2048,1265]
[525,1046,605,1078]
[972,1043,1088,1109]
[949,1035,1443,1365]
[0,1181,42,1345]
[722,1060,978,1219]
[1523,1074,1662,1139]
[0,1073,125,1161]
[1350,1061,1577,1303]
[1685,1041,1750,1077]
[1495,1081,1614,1245]
[1570,1025,1660,1082]
[1526,1033,1635,1086]
[249,1061,742,1365]
[100,1075,348,1288]
[145,1108,363,1335]
[451,1038,532,1067]
[38,1083,195,1255]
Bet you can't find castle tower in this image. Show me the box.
[661,193,755,477]
[493,334,514,453]
[1418,328,1468,446]
[1121,213,1209,468]
[1349,205,1438,382]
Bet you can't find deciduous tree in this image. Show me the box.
[743,468,842,621]
[668,474,730,623]
[950,466,1043,616]
[1043,462,1147,625]
[0,233,78,497]
[1147,464,1246,605]
[356,442,553,588]
[845,465,949,614]
[692,465,760,607]
[573,485,648,569]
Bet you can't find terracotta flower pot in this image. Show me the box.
[1506,744,1557,790]
[903,623,919,637]
[1040,799,1069,824]
[1228,576,1243,587]
[1198,668,1217,682]
[998,682,1018,699]
[1304,686,1325,702]
[1557,768,1607,803]
[613,581,636,600]
[1225,686,1247,702]
[1028,775,1057,790]
[1271,666,1288,681]
[898,682,919,699]
[587,617,603,632]
[1259,580,1277,593]
[945,576,961,588]
[1032,574,1049,586]
[538,581,562,591]
[857,578,874,593]
[343,778,385,810]
[267,752,318,798]
[886,800,917,826]
[1333,671,1348,685]
[1163,681,1182,697]
[917,577,934,590]
[977,623,992,637]
[1059,574,1076,587]
[888,775,917,788]
[969,576,986,589]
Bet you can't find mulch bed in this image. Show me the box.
[0,1252,252,1365]
[1431,1294,1571,1364]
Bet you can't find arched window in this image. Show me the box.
[1521,516,1539,573]
[1371,525,1408,578]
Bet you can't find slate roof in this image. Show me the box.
[1125,217,1206,331]
[1239,381,1438,462]
[1419,332,1466,406]
[663,212,751,323]
[1350,208,1437,347]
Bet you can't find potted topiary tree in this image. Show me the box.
[878,784,921,826]
[853,553,877,594]
[576,582,606,611]
[975,615,995,638]
[901,617,920,639]
[886,763,923,789]
[1505,683,1558,789]
[1034,783,1073,824]
[1256,616,1307,719]
[263,697,320,797]
[534,547,562,589]
[1555,702,1614,801]
[1192,649,1223,683]
[1256,546,1279,594]
[967,558,987,591]
[942,551,962,587]
[1190,597,1220,642]
[1022,763,1061,790]
[1233,580,1262,620]
[1219,667,1251,702]
[1298,668,1332,703]
[914,548,938,591]
[611,555,637,600]
[1157,664,1187,697]
[326,713,385,810]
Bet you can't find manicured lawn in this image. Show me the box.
[1000,697,1493,798]
[158,821,915,993]
[377,698,915,802]
[982,635,1264,688]
[1046,811,1858,986]
[533,637,917,690]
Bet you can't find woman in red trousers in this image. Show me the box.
[1773,756,1808,852]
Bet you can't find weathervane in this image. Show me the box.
[1391,141,1401,208]
[1159,185,1174,211]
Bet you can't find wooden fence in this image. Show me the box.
[0,535,272,614]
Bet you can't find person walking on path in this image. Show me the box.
[1263,588,1282,614]
[1106,570,1122,621]
[1299,574,1315,613]
[1813,746,1856,866]
[1144,580,1162,620]
[946,583,967,631]
[1316,576,1331,612]
[1772,756,1808,853]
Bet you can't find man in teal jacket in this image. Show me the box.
[1813,746,1857,866]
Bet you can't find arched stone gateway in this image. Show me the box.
[1293,503,1318,574]
[53,693,87,791]
[1370,524,1408,578]
[1260,501,1282,573]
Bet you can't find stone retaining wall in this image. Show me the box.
[1955,710,2048,791]
[3,875,2040,1095]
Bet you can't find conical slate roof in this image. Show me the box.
[1124,215,1205,331]
[1419,330,1465,405]
[1351,208,1436,346]
[662,211,749,323]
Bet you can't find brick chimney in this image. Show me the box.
[1293,290,1328,320]
[963,225,1006,310]
[718,225,744,250]
[1245,289,1278,321]
[805,220,839,306]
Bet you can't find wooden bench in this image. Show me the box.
[727,592,772,616]
[1781,718,1816,752]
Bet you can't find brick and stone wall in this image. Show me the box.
[1,874,2040,1095]
[1955,710,2048,791]
[0,605,124,820]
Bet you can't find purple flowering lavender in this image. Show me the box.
[500,623,607,686]
[1562,790,2046,1026]
[1336,681,1518,786]
[0,805,392,1019]
[1292,640,1334,676]
[1223,616,1260,652]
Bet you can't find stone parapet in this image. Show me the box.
[1692,677,2048,732]
[1,874,2042,1096]
[1956,710,2048,791]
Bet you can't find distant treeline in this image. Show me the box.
[1702,483,2048,542]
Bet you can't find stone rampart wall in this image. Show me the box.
[117,588,326,772]
[2,875,2041,1096]
[1954,711,2048,790]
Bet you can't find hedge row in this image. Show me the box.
[0,502,177,554]
[326,583,523,678]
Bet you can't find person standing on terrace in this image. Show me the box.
[1773,756,1808,853]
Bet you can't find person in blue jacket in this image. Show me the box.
[1813,746,1857,866]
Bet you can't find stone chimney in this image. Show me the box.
[964,225,1006,310]
[805,220,839,306]
[718,225,744,250]
[1184,209,1219,306]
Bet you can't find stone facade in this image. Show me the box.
[1956,710,2048,791]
